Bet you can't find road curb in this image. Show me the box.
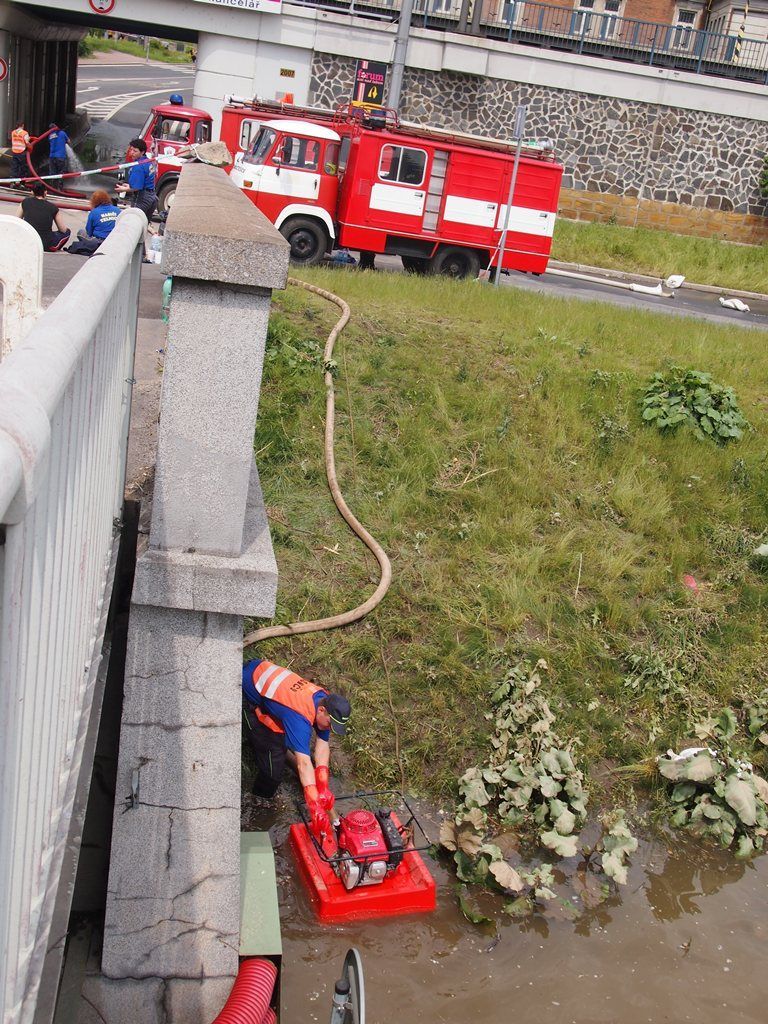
[549,259,768,303]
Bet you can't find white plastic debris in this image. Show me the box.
[629,281,664,295]
[719,296,751,312]
[664,274,686,290]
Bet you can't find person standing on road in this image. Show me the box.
[115,138,157,220]
[47,123,70,181]
[242,658,351,837]
[10,118,34,186]
[19,181,71,251]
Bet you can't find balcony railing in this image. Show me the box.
[288,0,768,83]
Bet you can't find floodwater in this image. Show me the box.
[246,798,768,1024]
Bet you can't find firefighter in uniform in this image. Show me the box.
[10,119,34,185]
[242,659,351,836]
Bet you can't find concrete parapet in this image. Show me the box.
[99,164,285,1020]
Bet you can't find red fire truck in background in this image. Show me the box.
[139,95,563,278]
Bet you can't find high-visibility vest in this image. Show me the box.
[11,128,29,155]
[249,660,324,735]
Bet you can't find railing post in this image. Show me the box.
[507,0,516,41]
[96,165,286,1022]
[0,217,42,361]
[648,22,659,64]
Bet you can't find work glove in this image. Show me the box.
[315,765,335,816]
[304,784,330,840]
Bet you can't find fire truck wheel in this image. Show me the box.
[156,179,178,215]
[280,217,327,266]
[401,255,429,275]
[430,247,481,280]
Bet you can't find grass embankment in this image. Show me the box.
[552,219,768,295]
[79,34,192,64]
[247,271,768,803]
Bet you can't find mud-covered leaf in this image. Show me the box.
[735,834,755,859]
[539,775,560,798]
[489,860,524,893]
[459,769,491,809]
[440,820,458,851]
[479,843,503,862]
[456,884,492,925]
[503,896,533,918]
[715,708,738,741]
[482,768,502,785]
[554,808,577,836]
[602,850,629,885]
[724,775,757,826]
[541,829,579,858]
[752,774,768,805]
[672,782,697,803]
[670,806,689,827]
[460,806,487,830]
[759,732,768,747]
[539,750,562,777]
[457,828,484,858]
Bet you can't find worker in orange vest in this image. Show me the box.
[243,658,351,838]
[10,118,35,186]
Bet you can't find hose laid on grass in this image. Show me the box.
[243,276,392,647]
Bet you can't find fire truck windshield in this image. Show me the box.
[245,127,276,166]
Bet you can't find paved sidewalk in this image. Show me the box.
[79,51,192,67]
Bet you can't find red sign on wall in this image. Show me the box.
[0,57,7,83]
[89,0,116,14]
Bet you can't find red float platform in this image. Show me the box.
[289,812,436,923]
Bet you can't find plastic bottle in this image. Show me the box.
[150,234,163,264]
[161,276,172,324]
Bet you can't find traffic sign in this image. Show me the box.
[0,57,7,83]
[89,0,116,14]
[352,60,387,109]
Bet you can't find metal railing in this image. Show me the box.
[287,0,768,83]
[0,209,145,1024]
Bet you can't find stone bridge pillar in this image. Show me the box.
[94,164,287,1023]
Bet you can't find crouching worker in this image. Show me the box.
[242,658,351,838]
[69,189,122,255]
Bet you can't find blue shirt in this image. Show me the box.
[48,130,69,160]
[85,204,121,240]
[242,659,330,756]
[127,158,155,192]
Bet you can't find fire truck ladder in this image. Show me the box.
[423,150,448,234]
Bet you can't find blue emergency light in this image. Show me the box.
[169,94,184,105]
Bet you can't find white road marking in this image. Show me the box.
[77,89,179,122]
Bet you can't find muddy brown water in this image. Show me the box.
[244,797,767,1024]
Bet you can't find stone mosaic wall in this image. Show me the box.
[310,53,768,241]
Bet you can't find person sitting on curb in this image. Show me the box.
[18,181,71,252]
[114,137,157,220]
[242,658,351,839]
[68,189,122,256]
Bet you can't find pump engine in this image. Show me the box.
[335,808,405,890]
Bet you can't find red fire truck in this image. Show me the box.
[140,96,563,278]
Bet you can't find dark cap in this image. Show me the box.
[322,693,351,736]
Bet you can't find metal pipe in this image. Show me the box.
[389,0,415,111]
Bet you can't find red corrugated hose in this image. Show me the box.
[210,958,277,1024]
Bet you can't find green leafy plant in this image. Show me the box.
[623,649,687,706]
[641,367,748,444]
[658,740,768,857]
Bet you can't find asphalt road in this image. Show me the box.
[77,62,195,131]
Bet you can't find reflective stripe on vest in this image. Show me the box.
[251,660,324,735]
[12,129,29,154]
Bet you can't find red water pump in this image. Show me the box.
[336,808,404,890]
[290,791,436,922]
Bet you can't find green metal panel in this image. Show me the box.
[240,832,282,957]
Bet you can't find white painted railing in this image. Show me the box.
[0,217,43,361]
[0,209,146,1024]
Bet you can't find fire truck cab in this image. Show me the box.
[137,95,213,212]
[229,119,341,264]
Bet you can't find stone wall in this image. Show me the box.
[310,53,768,243]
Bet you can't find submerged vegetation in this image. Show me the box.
[248,268,768,880]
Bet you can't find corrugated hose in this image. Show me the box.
[242,276,392,647]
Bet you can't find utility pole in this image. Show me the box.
[495,104,527,288]
[388,0,414,111]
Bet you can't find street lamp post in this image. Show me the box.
[388,0,415,111]
[494,104,527,287]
